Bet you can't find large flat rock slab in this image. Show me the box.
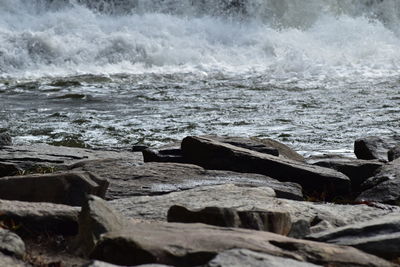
[0,199,79,235]
[72,160,303,200]
[181,136,350,198]
[90,221,392,267]
[307,214,400,260]
[0,144,142,176]
[0,171,108,206]
[109,184,399,229]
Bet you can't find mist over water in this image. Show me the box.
[1,0,400,154]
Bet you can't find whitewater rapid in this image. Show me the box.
[1,0,400,87]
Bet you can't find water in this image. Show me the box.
[1,0,400,155]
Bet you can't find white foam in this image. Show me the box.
[1,0,400,86]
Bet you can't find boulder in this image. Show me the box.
[75,195,129,256]
[0,252,27,267]
[167,205,292,235]
[307,214,400,260]
[307,155,383,191]
[206,249,321,267]
[109,184,399,231]
[354,136,400,161]
[72,160,303,201]
[388,145,400,161]
[84,261,172,267]
[0,199,79,235]
[0,171,108,206]
[0,143,142,172]
[180,136,350,198]
[142,148,190,164]
[0,228,25,258]
[90,221,392,267]
[357,158,400,205]
[0,162,21,177]
[0,133,12,146]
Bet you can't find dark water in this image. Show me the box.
[1,0,400,155]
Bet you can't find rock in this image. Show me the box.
[309,219,334,234]
[0,228,25,258]
[388,145,400,161]
[357,158,400,205]
[287,220,310,239]
[0,199,79,235]
[181,136,350,199]
[142,148,190,164]
[0,162,21,177]
[0,143,142,172]
[75,195,129,256]
[206,249,322,267]
[167,205,292,235]
[354,136,400,161]
[84,260,172,267]
[0,171,108,206]
[90,221,392,267]
[307,155,383,191]
[0,252,28,267]
[72,160,303,201]
[307,214,400,260]
[0,133,12,146]
[109,184,399,231]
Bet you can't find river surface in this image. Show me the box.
[1,0,400,155]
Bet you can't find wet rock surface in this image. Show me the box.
[72,160,303,200]
[180,136,350,198]
[354,136,400,161]
[0,171,108,206]
[0,199,79,235]
[307,214,400,260]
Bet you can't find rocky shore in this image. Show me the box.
[0,133,399,266]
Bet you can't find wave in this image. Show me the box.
[1,0,400,83]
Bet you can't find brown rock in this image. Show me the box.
[181,136,350,198]
[167,205,292,235]
[0,171,108,206]
[90,221,392,267]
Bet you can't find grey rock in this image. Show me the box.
[72,160,303,201]
[307,155,383,191]
[167,205,292,235]
[388,145,400,161]
[307,214,400,259]
[91,221,392,267]
[357,158,400,205]
[109,184,399,231]
[0,199,79,235]
[0,171,108,206]
[142,148,190,164]
[0,228,25,258]
[0,133,12,146]
[354,135,400,161]
[0,252,29,267]
[84,260,172,267]
[0,162,21,177]
[181,136,350,199]
[0,143,142,172]
[287,219,310,239]
[206,249,322,267]
[76,195,130,255]
[310,219,334,234]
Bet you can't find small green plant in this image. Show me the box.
[18,165,58,176]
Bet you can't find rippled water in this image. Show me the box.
[1,0,400,155]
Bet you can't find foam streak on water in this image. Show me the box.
[0,0,400,154]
